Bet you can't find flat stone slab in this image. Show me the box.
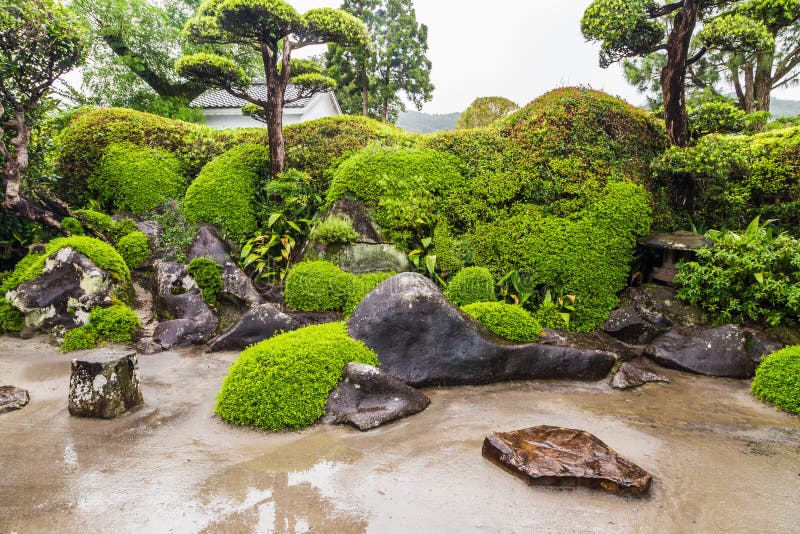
[482,425,652,497]
[0,386,30,414]
[68,349,143,419]
[610,362,670,390]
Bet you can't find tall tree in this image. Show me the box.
[175,0,369,177]
[0,0,87,231]
[326,0,434,123]
[456,96,519,129]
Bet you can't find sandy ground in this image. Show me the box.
[1,335,799,534]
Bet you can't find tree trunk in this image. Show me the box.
[361,67,369,117]
[266,76,286,177]
[661,0,699,149]
[743,64,755,112]
[753,52,774,112]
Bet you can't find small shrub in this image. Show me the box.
[0,298,24,333]
[215,322,379,430]
[75,209,116,234]
[61,326,97,352]
[461,301,542,343]
[444,267,495,306]
[61,217,84,236]
[146,202,197,263]
[309,215,359,245]
[111,218,138,242]
[187,257,223,307]
[751,346,800,414]
[61,305,142,352]
[283,261,353,312]
[344,272,395,316]
[89,142,187,215]
[117,231,150,269]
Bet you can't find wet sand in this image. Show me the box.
[1,335,799,533]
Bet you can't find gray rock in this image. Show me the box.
[601,305,671,345]
[68,349,143,419]
[319,198,384,244]
[0,386,30,414]
[134,337,163,355]
[136,220,162,242]
[6,248,114,331]
[644,325,770,378]
[331,243,410,274]
[323,362,431,431]
[207,303,296,352]
[152,261,217,348]
[347,273,616,387]
[610,362,670,389]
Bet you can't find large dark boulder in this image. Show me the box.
[346,273,616,387]
[0,386,30,414]
[601,305,671,345]
[482,425,652,497]
[323,362,431,431]
[207,303,297,352]
[644,325,770,378]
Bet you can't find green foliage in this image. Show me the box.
[283,261,353,312]
[675,217,800,326]
[456,96,519,129]
[183,144,270,241]
[61,217,84,236]
[174,53,250,89]
[461,301,542,343]
[146,202,197,263]
[75,209,116,234]
[116,231,150,269]
[309,215,358,245]
[187,257,223,307]
[751,345,800,414]
[444,267,495,307]
[688,99,770,138]
[343,271,394,316]
[652,126,800,232]
[258,168,320,220]
[240,212,314,282]
[61,326,97,352]
[215,322,378,430]
[0,298,24,333]
[111,218,138,242]
[89,142,187,214]
[61,304,142,352]
[580,0,664,68]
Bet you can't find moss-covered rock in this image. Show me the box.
[116,231,151,270]
[751,345,800,414]
[461,301,542,343]
[215,322,379,430]
[61,304,142,352]
[187,257,223,307]
[0,298,24,333]
[444,267,495,307]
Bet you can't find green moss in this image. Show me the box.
[61,217,84,236]
[215,322,379,430]
[75,209,116,233]
[183,144,270,241]
[116,231,150,270]
[751,346,800,414]
[61,305,142,352]
[187,257,223,307]
[111,218,138,242]
[283,261,353,312]
[461,301,542,343]
[309,215,359,245]
[61,326,97,352]
[89,142,187,214]
[0,298,24,333]
[344,271,395,316]
[444,267,495,307]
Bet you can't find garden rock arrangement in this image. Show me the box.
[207,303,297,352]
[68,349,143,419]
[323,362,431,431]
[347,273,617,386]
[482,425,653,497]
[0,386,30,414]
[610,362,670,390]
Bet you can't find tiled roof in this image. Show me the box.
[190,83,314,109]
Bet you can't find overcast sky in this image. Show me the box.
[293,0,800,114]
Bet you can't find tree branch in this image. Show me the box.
[772,42,800,83]
[648,1,685,18]
[686,47,706,66]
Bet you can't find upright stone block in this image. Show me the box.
[68,349,143,418]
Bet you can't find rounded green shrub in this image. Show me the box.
[751,346,800,414]
[61,217,84,236]
[61,326,97,352]
[444,267,495,307]
[61,305,142,352]
[89,142,187,215]
[283,260,354,312]
[117,231,150,269]
[187,257,223,307]
[309,215,359,245]
[461,301,542,343]
[215,322,379,430]
[111,218,138,242]
[0,298,24,333]
[75,209,116,234]
[183,144,270,241]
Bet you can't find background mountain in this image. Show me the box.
[396,110,460,133]
[770,98,800,118]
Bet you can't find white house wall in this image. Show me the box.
[200,93,340,130]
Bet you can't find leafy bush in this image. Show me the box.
[444,267,495,306]
[187,257,223,307]
[283,261,354,312]
[343,271,395,316]
[688,99,769,138]
[61,326,97,352]
[675,217,800,326]
[259,168,320,221]
[0,298,24,333]
[183,144,270,241]
[111,218,138,242]
[751,346,800,414]
[146,202,197,263]
[116,231,150,269]
[215,322,379,430]
[309,215,359,245]
[461,301,542,343]
[75,209,116,234]
[61,217,84,236]
[89,142,187,214]
[61,304,142,352]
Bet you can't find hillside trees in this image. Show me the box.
[325,0,434,123]
[175,0,369,177]
[456,97,519,129]
[0,0,87,231]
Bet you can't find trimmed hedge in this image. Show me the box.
[444,267,495,307]
[751,346,800,414]
[187,257,223,307]
[89,142,187,214]
[283,261,353,312]
[183,144,270,241]
[61,304,142,352]
[461,301,542,343]
[215,322,379,430]
[116,231,150,270]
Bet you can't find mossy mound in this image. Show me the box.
[461,301,542,343]
[0,298,24,333]
[116,231,151,270]
[61,305,142,352]
[751,345,800,415]
[215,322,379,430]
[283,261,354,312]
[444,267,495,307]
[187,257,223,307]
